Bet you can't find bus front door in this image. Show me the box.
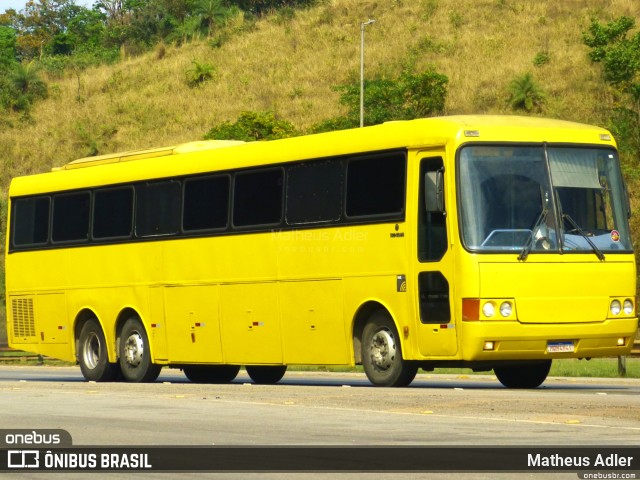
[415,155,457,357]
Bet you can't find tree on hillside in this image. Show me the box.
[204,111,298,141]
[228,0,315,16]
[96,0,124,25]
[194,0,232,37]
[507,72,546,113]
[583,16,640,160]
[7,0,102,59]
[313,68,448,132]
[0,61,47,111]
[0,25,18,67]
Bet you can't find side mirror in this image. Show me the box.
[425,169,444,213]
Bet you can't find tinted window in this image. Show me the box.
[419,157,447,262]
[13,196,50,246]
[183,176,230,231]
[93,187,134,239]
[52,192,90,242]
[346,153,406,217]
[418,271,450,323]
[286,160,343,225]
[233,169,283,227]
[136,181,181,237]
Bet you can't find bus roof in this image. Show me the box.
[53,140,246,171]
[10,115,615,197]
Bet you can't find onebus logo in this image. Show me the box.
[7,450,40,468]
[4,431,61,446]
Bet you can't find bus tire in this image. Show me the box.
[494,360,552,389]
[183,365,240,384]
[361,311,417,387]
[119,317,161,383]
[78,319,121,382]
[246,365,287,384]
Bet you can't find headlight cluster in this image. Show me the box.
[609,298,634,317]
[462,298,517,321]
[482,301,513,319]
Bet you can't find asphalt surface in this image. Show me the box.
[0,366,638,480]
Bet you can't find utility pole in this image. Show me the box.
[360,19,375,128]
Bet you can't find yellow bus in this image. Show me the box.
[5,115,638,388]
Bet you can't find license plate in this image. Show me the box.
[547,341,574,353]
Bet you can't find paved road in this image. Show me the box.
[0,366,638,480]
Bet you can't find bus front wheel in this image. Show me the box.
[78,319,120,382]
[246,365,287,384]
[119,317,161,383]
[183,365,240,383]
[494,360,552,389]
[362,311,417,387]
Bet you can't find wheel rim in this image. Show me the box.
[82,332,101,370]
[123,331,144,368]
[369,328,396,371]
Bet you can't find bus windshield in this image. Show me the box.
[458,145,632,254]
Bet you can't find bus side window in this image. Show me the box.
[419,158,447,262]
[93,187,134,239]
[183,175,230,232]
[52,191,90,243]
[346,153,406,218]
[135,181,181,237]
[418,271,450,324]
[233,168,283,227]
[286,160,343,225]
[12,196,50,247]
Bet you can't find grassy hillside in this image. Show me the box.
[0,0,639,347]
[1,0,639,178]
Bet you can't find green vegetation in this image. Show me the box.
[311,68,448,132]
[204,110,298,140]
[583,16,640,176]
[507,72,546,112]
[186,59,217,86]
[293,359,640,379]
[532,51,550,67]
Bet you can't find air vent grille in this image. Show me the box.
[12,297,35,338]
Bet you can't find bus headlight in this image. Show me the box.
[623,299,634,315]
[482,302,495,318]
[610,300,621,316]
[499,301,512,317]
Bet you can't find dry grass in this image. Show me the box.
[0,0,639,183]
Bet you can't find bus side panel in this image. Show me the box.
[164,285,223,364]
[219,282,282,364]
[6,293,73,361]
[149,286,168,362]
[280,280,348,365]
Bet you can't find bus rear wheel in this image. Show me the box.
[119,317,162,383]
[183,365,240,383]
[78,319,120,382]
[362,311,417,387]
[494,360,552,389]
[246,365,287,384]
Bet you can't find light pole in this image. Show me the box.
[360,19,375,128]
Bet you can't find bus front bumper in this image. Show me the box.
[460,318,638,361]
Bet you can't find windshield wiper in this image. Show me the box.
[518,209,548,261]
[562,213,605,261]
